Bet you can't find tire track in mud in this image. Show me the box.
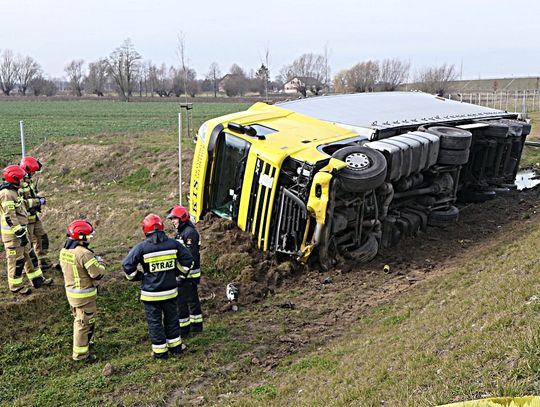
[168,188,540,406]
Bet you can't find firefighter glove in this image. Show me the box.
[38,197,46,206]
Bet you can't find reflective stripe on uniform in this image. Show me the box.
[143,249,177,261]
[66,287,97,299]
[1,201,15,210]
[125,271,138,280]
[188,268,201,278]
[190,314,203,323]
[152,343,168,353]
[6,249,16,256]
[8,276,23,285]
[179,317,190,327]
[73,265,80,289]
[167,337,182,348]
[26,268,43,280]
[0,223,14,234]
[27,214,37,221]
[140,288,177,302]
[73,345,89,355]
[84,257,104,270]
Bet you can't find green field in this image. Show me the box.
[0,100,249,167]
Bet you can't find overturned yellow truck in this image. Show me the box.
[189,92,531,269]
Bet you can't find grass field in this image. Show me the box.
[0,100,539,406]
[0,100,249,167]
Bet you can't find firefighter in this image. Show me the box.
[122,214,194,359]
[19,156,51,272]
[0,165,52,294]
[167,205,203,336]
[59,219,105,362]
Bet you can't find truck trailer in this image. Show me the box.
[189,92,531,269]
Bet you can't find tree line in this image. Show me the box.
[0,38,458,101]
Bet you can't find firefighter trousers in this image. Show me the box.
[70,300,97,361]
[178,279,203,336]
[3,234,44,292]
[143,298,182,358]
[28,220,50,270]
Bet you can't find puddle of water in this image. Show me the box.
[515,169,540,190]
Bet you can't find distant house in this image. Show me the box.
[283,76,323,95]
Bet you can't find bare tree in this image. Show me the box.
[86,58,108,96]
[221,64,248,97]
[206,62,221,98]
[259,46,271,100]
[414,63,458,95]
[347,61,380,93]
[322,44,331,91]
[255,64,270,96]
[30,75,58,96]
[378,58,410,91]
[0,49,20,96]
[107,38,142,101]
[333,69,348,93]
[150,63,172,97]
[17,55,41,96]
[176,32,190,102]
[280,53,326,96]
[64,59,85,96]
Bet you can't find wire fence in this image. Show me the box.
[447,89,540,113]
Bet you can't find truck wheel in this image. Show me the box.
[478,122,509,138]
[426,126,472,150]
[427,205,459,226]
[332,146,387,193]
[437,148,470,165]
[347,234,379,263]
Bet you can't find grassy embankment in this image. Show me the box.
[0,102,539,406]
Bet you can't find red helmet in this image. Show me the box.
[167,205,189,223]
[142,214,164,234]
[2,165,26,185]
[20,156,42,175]
[67,219,94,241]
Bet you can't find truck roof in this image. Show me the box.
[278,92,512,131]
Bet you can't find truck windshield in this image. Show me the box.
[210,132,251,220]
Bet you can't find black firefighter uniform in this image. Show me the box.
[175,220,203,336]
[0,181,45,291]
[19,177,50,270]
[122,231,193,358]
[59,240,105,361]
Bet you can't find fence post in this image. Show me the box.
[20,121,26,157]
[178,112,183,206]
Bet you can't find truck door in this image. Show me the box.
[209,132,251,221]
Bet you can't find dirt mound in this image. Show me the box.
[195,215,300,308]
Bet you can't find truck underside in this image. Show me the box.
[271,117,531,269]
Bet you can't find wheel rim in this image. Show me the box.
[345,153,370,171]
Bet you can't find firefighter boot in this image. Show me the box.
[32,275,53,288]
[12,286,32,295]
[169,343,187,357]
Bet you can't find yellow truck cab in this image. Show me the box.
[189,92,530,269]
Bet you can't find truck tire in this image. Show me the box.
[332,146,387,193]
[426,126,472,150]
[478,122,509,138]
[437,148,470,165]
[428,205,459,226]
[348,234,379,263]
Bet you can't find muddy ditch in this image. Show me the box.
[169,187,540,405]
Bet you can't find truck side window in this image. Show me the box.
[210,132,251,220]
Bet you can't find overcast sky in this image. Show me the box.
[2,0,539,81]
